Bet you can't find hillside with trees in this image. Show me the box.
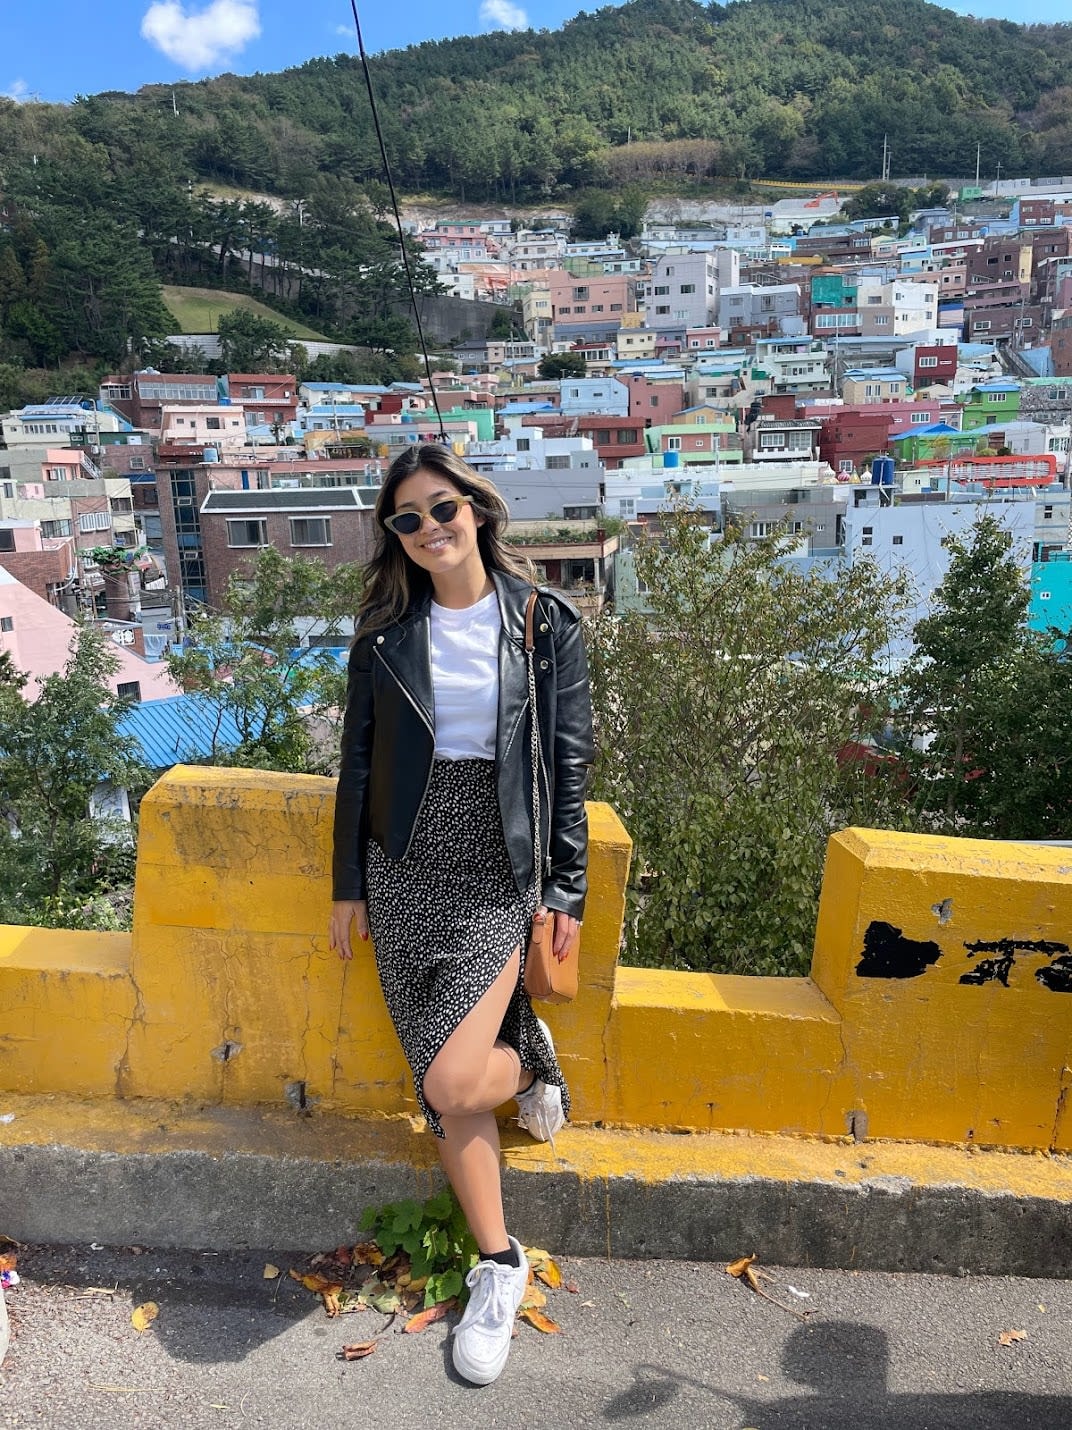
[3,0,1072,390]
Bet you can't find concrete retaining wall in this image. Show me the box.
[1,767,1071,1153]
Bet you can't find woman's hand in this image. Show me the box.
[535,906,581,962]
[330,900,369,961]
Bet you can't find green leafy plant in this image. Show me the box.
[359,1190,478,1308]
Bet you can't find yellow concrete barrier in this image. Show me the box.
[1,771,1070,1153]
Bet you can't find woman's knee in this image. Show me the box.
[422,1059,486,1118]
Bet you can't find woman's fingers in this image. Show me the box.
[330,901,369,961]
[552,913,580,961]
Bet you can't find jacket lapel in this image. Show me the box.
[376,601,434,731]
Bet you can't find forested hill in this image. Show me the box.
[48,0,1072,200]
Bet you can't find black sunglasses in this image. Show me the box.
[383,494,475,536]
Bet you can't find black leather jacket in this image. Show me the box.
[332,568,594,919]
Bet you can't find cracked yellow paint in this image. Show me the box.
[0,775,1070,1157]
[0,927,134,1096]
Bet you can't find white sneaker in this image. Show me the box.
[515,1017,566,1144]
[451,1236,529,1385]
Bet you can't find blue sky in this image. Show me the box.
[0,0,1065,106]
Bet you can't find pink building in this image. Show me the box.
[548,273,635,334]
[0,566,179,703]
[623,373,686,429]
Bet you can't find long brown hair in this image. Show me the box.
[357,443,535,636]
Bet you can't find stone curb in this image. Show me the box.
[1,1098,1070,1278]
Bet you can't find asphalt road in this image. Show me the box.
[2,1244,1070,1428]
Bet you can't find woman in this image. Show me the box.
[329,442,593,1386]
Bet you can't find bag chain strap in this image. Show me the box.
[526,592,543,909]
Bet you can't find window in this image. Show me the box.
[546,455,570,470]
[680,283,696,294]
[206,417,221,430]
[650,397,659,407]
[591,304,604,313]
[516,438,531,452]
[1044,506,1054,519]
[128,455,146,470]
[655,305,670,315]
[873,316,890,326]
[45,466,68,482]
[596,430,612,444]
[975,320,992,332]
[918,356,939,368]
[616,429,635,444]
[79,511,111,532]
[558,306,571,315]
[227,519,269,547]
[838,460,854,474]
[117,681,142,702]
[654,285,670,296]
[987,392,1005,403]
[666,436,682,451]
[290,517,331,546]
[1,483,10,499]
[572,286,589,301]
[862,525,873,547]
[610,303,623,311]
[41,519,72,538]
[892,534,904,546]
[0,616,12,633]
[911,411,931,424]
[0,530,14,552]
[564,505,598,520]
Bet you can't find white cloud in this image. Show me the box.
[479,0,528,31]
[141,0,261,72]
[2,79,31,102]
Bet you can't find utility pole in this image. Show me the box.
[975,143,981,188]
[881,135,891,183]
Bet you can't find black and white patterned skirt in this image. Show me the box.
[366,757,570,1139]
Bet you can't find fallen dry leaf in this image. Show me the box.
[565,1280,581,1294]
[525,1247,564,1288]
[352,1242,385,1267]
[263,1264,280,1280]
[337,1340,378,1361]
[289,1270,344,1316]
[519,1283,547,1311]
[726,1254,757,1279]
[403,1300,455,1334]
[725,1255,810,1322]
[998,1330,1027,1347]
[0,1253,17,1273]
[333,1246,353,1266]
[130,1302,159,1333]
[519,1307,562,1334]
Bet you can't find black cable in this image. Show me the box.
[349,0,448,442]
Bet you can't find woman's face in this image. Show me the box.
[389,467,486,585]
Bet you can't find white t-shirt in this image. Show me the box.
[430,590,501,760]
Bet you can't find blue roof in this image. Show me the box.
[888,421,963,440]
[117,694,248,769]
[970,380,1020,393]
[500,402,556,414]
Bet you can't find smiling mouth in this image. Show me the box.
[422,535,451,552]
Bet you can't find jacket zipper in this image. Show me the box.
[375,646,436,859]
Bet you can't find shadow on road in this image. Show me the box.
[604,1323,1072,1427]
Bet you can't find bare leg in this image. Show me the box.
[423,948,526,1252]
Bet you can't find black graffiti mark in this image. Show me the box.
[855,921,943,979]
[1035,955,1072,993]
[959,938,1072,990]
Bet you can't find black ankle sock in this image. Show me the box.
[480,1245,519,1268]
